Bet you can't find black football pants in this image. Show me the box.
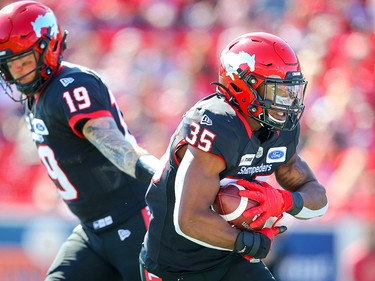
[46,209,148,281]
[140,255,276,281]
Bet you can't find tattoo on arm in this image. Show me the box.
[276,155,316,191]
[82,117,143,178]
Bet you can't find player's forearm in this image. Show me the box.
[178,208,240,251]
[276,154,328,217]
[82,117,140,178]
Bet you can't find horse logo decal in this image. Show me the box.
[222,51,256,80]
[31,10,59,39]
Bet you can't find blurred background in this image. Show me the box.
[0,0,374,280]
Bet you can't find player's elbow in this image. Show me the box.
[174,208,201,238]
[178,213,197,236]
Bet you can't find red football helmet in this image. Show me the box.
[217,32,307,131]
[0,0,67,101]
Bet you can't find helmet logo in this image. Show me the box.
[223,51,255,80]
[31,10,59,39]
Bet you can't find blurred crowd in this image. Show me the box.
[0,0,374,277]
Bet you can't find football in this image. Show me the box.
[212,183,262,230]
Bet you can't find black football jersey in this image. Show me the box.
[141,93,299,277]
[22,62,147,229]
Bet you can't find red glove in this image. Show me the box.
[237,179,293,229]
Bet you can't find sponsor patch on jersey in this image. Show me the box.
[200,114,212,125]
[118,229,131,241]
[60,77,74,87]
[239,154,255,166]
[266,147,287,163]
[32,119,49,135]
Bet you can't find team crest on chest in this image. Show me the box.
[256,147,263,158]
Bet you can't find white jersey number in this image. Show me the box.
[38,145,78,201]
[185,121,216,152]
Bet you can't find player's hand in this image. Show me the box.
[235,226,287,260]
[237,179,293,229]
[258,225,287,241]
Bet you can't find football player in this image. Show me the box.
[0,1,158,281]
[140,32,328,280]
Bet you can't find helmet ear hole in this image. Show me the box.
[52,41,59,52]
[230,83,241,92]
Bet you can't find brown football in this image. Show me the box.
[212,183,263,230]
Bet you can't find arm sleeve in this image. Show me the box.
[135,154,160,183]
